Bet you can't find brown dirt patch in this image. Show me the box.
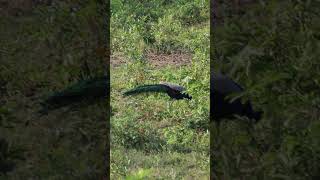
[111,53,127,67]
[111,52,192,68]
[146,52,192,67]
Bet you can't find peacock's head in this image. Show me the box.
[182,93,192,100]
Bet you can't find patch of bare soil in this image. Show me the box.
[111,53,127,67]
[146,52,192,67]
[111,52,192,68]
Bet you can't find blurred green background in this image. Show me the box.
[212,0,320,179]
[1,1,107,179]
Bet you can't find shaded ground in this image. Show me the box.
[213,0,259,25]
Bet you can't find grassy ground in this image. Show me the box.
[111,0,209,179]
[212,1,320,179]
[1,1,107,179]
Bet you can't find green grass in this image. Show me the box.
[111,57,209,179]
[111,0,209,178]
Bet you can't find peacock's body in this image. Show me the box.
[211,72,262,123]
[123,82,192,100]
[39,76,109,114]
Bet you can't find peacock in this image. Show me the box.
[211,72,262,125]
[39,76,109,114]
[123,82,192,100]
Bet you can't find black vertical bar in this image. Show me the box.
[96,0,110,179]
[210,0,216,179]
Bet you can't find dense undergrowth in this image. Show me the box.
[111,0,210,179]
[1,1,107,179]
[212,1,320,179]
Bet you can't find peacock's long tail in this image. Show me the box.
[39,76,109,114]
[123,84,169,96]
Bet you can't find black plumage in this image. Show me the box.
[39,76,108,114]
[211,72,262,124]
[123,82,192,100]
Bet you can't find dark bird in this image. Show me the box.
[39,76,109,114]
[211,72,262,124]
[123,82,192,100]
